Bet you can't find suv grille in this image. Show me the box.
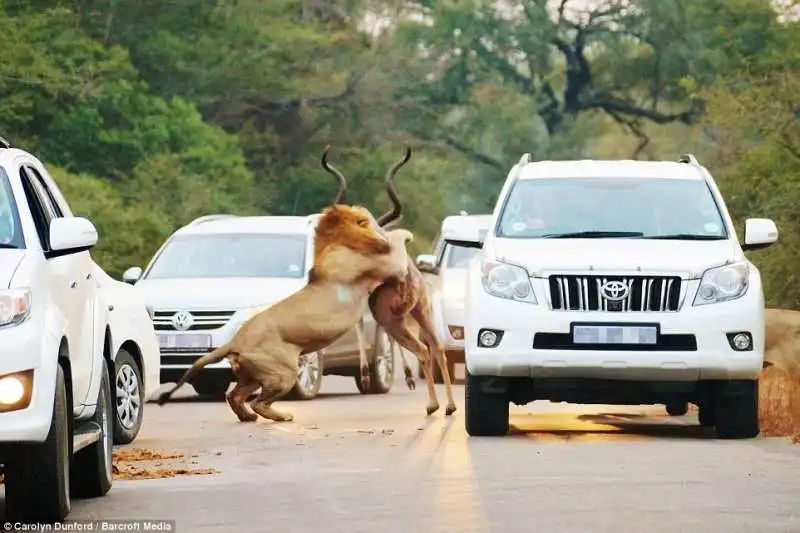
[152,310,236,331]
[548,275,682,312]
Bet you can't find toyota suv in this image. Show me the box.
[121,214,397,401]
[454,153,778,439]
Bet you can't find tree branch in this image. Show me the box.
[581,91,702,125]
[444,135,505,169]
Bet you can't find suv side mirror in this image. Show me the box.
[46,217,98,259]
[122,266,143,284]
[742,218,778,252]
[415,254,438,274]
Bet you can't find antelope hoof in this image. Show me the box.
[405,376,416,390]
[426,403,440,416]
[445,404,457,416]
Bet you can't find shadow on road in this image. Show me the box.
[504,411,715,441]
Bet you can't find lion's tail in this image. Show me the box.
[156,344,232,406]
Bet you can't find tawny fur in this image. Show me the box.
[322,146,457,416]
[764,308,800,380]
[156,203,414,423]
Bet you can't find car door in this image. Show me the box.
[18,163,94,409]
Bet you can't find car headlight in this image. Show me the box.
[481,259,537,304]
[0,288,32,327]
[693,261,749,306]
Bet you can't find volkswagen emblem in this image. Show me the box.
[171,310,194,331]
[600,280,629,301]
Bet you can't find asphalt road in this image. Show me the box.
[5,367,800,533]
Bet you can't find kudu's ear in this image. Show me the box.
[322,145,347,204]
[376,146,411,227]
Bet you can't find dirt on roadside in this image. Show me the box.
[112,448,220,480]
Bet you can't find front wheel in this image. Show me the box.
[665,400,688,416]
[286,352,324,400]
[713,379,760,439]
[113,349,144,444]
[465,370,509,437]
[71,357,114,498]
[355,328,395,394]
[4,363,71,522]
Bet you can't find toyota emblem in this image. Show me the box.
[600,280,629,301]
[171,310,194,331]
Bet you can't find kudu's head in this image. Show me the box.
[320,145,412,230]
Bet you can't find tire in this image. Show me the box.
[286,352,324,400]
[666,400,688,416]
[713,379,760,439]
[465,370,509,436]
[698,404,716,427]
[191,378,230,399]
[4,362,71,522]
[113,349,144,444]
[355,328,395,394]
[71,357,114,498]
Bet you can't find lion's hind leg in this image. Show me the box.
[250,380,295,422]
[247,351,298,423]
[226,378,260,422]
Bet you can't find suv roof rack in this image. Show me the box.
[0,136,10,149]
[305,213,322,225]
[517,153,531,166]
[188,214,238,226]
[678,153,699,165]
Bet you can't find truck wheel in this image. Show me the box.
[355,328,395,395]
[4,363,71,522]
[465,370,509,436]
[714,379,759,439]
[665,400,688,416]
[113,348,144,444]
[71,357,114,498]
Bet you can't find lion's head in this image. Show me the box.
[313,203,391,262]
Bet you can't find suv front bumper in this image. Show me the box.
[465,280,765,382]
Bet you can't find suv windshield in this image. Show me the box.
[446,244,479,268]
[144,232,308,279]
[497,177,728,240]
[0,168,24,249]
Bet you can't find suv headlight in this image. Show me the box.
[481,259,537,304]
[693,261,749,306]
[0,288,32,327]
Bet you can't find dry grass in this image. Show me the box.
[759,367,800,443]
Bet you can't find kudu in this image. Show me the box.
[322,146,457,416]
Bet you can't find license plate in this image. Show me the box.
[571,323,658,345]
[157,333,212,350]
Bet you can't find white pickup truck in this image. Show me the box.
[0,137,160,522]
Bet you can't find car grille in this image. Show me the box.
[152,310,236,331]
[548,275,682,312]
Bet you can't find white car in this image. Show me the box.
[0,138,160,522]
[455,153,778,439]
[415,214,491,383]
[122,213,397,400]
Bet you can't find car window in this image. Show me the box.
[0,167,25,249]
[18,166,53,250]
[26,165,64,218]
[445,244,479,269]
[497,177,728,239]
[143,232,309,280]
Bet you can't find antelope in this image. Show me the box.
[322,146,458,416]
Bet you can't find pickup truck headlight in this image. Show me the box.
[693,261,749,306]
[481,259,537,304]
[0,288,32,327]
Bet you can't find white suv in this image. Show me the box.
[456,153,778,439]
[122,214,397,400]
[0,138,160,522]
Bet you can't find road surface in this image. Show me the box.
[4,370,800,532]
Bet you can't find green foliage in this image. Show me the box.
[0,0,796,305]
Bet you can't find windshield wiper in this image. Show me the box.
[541,231,645,239]
[0,243,18,249]
[646,234,726,240]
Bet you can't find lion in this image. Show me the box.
[764,308,800,380]
[156,203,414,423]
